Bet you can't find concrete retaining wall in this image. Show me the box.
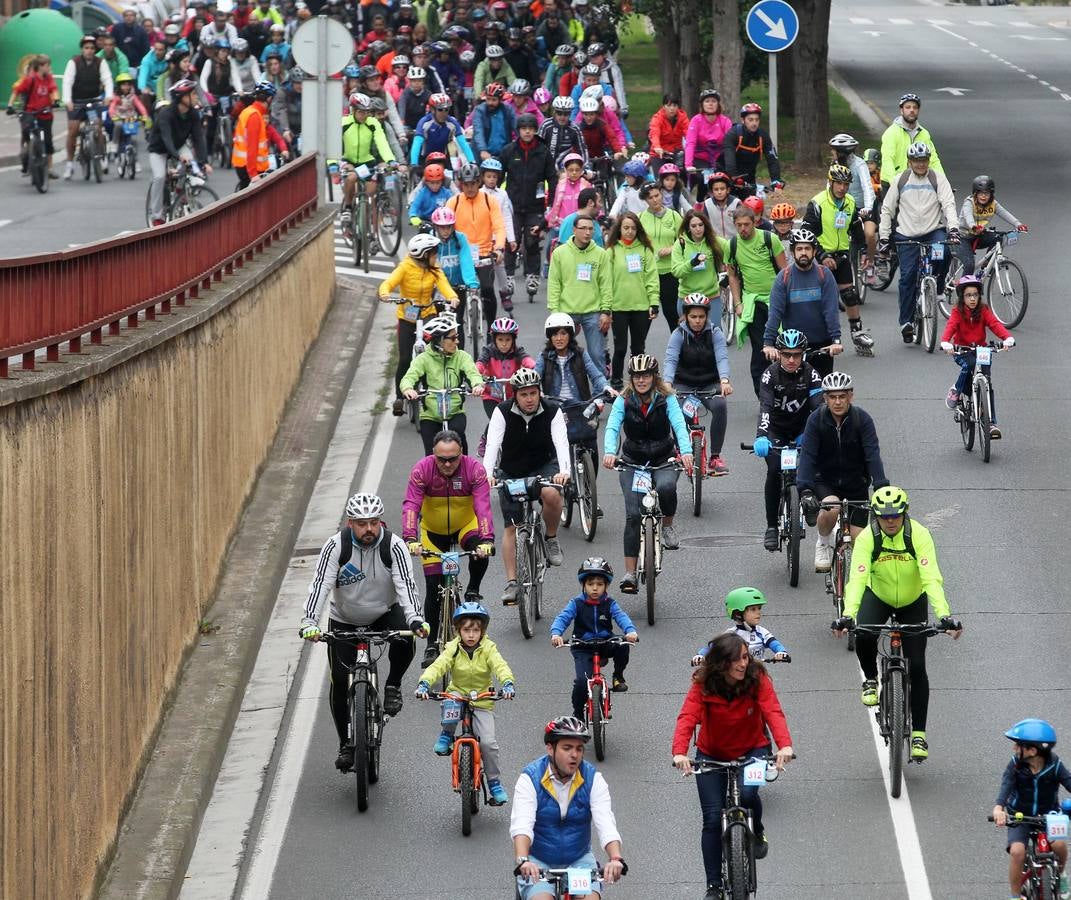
[0,213,335,900]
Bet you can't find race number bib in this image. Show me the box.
[976,346,992,365]
[1006,231,1018,245]
[626,253,643,273]
[565,868,593,896]
[930,242,945,261]
[1047,813,1070,842]
[631,470,653,493]
[681,396,699,417]
[834,210,848,229]
[355,163,371,179]
[440,551,461,576]
[743,758,767,786]
[404,304,422,322]
[780,447,798,470]
[576,262,593,282]
[440,698,463,724]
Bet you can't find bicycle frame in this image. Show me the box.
[420,546,479,648]
[566,638,621,722]
[990,813,1066,899]
[436,690,499,792]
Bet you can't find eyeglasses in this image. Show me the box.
[435,454,461,463]
[877,513,903,520]
[442,333,459,341]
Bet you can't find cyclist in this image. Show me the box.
[107,72,149,158]
[415,601,515,805]
[940,274,1015,439]
[8,54,59,180]
[339,91,395,234]
[603,354,693,590]
[672,632,794,900]
[231,80,274,189]
[958,175,1029,275]
[683,89,732,200]
[403,431,495,665]
[538,96,587,167]
[147,79,212,227]
[993,720,1071,900]
[577,94,625,175]
[476,317,537,446]
[542,43,576,95]
[299,492,427,771]
[409,92,475,168]
[551,558,638,709]
[752,329,823,550]
[483,367,571,602]
[446,162,508,328]
[471,82,517,160]
[721,103,784,199]
[834,487,962,762]
[232,38,261,92]
[878,92,943,185]
[878,142,960,344]
[398,66,431,133]
[429,204,481,312]
[656,163,694,216]
[512,716,628,900]
[700,171,742,240]
[664,294,732,477]
[479,158,517,311]
[507,78,542,122]
[802,163,875,357]
[768,201,796,245]
[585,42,627,117]
[639,183,685,332]
[764,229,843,378]
[829,133,878,283]
[605,213,660,389]
[61,34,113,181]
[473,43,517,97]
[648,93,689,170]
[692,587,789,665]
[607,159,648,218]
[407,163,455,226]
[797,372,888,573]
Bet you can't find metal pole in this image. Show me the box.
[769,53,778,154]
[317,16,328,204]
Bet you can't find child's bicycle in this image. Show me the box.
[679,389,723,517]
[989,803,1071,900]
[513,866,611,900]
[949,341,1009,464]
[561,636,637,762]
[431,689,508,836]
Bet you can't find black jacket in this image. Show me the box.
[722,123,781,184]
[757,362,823,441]
[499,137,556,215]
[796,404,887,493]
[148,103,208,163]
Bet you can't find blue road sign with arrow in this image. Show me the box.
[746,0,800,53]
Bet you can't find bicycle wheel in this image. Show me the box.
[1037,864,1057,900]
[80,136,91,180]
[885,668,905,798]
[724,822,751,900]
[351,681,371,812]
[591,682,607,762]
[578,449,598,542]
[220,116,233,168]
[126,147,138,181]
[786,484,801,588]
[959,395,975,451]
[457,740,475,836]
[986,257,1028,328]
[939,258,962,319]
[690,433,704,517]
[30,136,47,194]
[976,377,991,463]
[852,243,869,305]
[644,520,657,626]
[515,526,534,639]
[530,537,544,622]
[466,298,481,358]
[377,189,403,256]
[92,131,104,183]
[921,278,937,353]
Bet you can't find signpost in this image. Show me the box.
[291,16,354,202]
[744,0,800,152]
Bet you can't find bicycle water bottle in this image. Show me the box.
[583,397,605,420]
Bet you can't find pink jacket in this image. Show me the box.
[384,75,405,103]
[401,455,495,542]
[476,347,537,402]
[509,98,544,125]
[684,112,733,169]
[547,175,592,226]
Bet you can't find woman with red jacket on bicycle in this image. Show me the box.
[647,93,689,168]
[672,632,795,900]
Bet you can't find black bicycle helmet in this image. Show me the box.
[576,557,614,584]
[544,715,591,744]
[972,174,995,195]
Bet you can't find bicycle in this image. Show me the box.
[376,163,404,256]
[418,546,486,683]
[872,240,899,292]
[949,341,1008,464]
[613,459,683,626]
[680,752,789,900]
[338,161,391,272]
[741,441,804,588]
[75,99,107,183]
[468,255,497,349]
[513,866,608,900]
[409,385,472,442]
[430,689,508,835]
[588,152,617,209]
[814,498,871,652]
[560,636,636,761]
[550,397,605,543]
[18,109,51,194]
[314,627,414,812]
[679,389,723,517]
[495,473,564,639]
[989,805,1071,900]
[209,95,235,169]
[115,117,140,180]
[896,239,948,353]
[849,234,870,305]
[143,160,220,226]
[833,616,958,798]
[940,229,1028,328]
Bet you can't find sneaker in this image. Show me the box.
[63,160,74,179]
[392,398,404,416]
[704,887,724,900]
[945,387,959,410]
[464,589,483,604]
[864,265,876,286]
[753,832,769,860]
[487,778,509,805]
[763,527,779,552]
[48,170,59,180]
[151,218,166,227]
[861,679,879,707]
[611,674,628,692]
[619,572,638,594]
[545,536,563,566]
[382,685,403,716]
[708,454,728,476]
[662,524,680,549]
[500,579,520,606]
[505,275,515,295]
[990,425,1002,440]
[526,273,540,296]
[901,323,914,343]
[814,542,833,573]
[335,744,354,771]
[339,209,351,227]
[910,731,928,761]
[434,731,453,756]
[501,295,514,313]
[421,642,440,667]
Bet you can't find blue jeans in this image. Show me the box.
[953,352,997,423]
[894,227,948,327]
[572,312,607,376]
[695,747,767,888]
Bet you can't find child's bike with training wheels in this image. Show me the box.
[680,388,723,517]
[429,689,509,836]
[989,802,1071,900]
[741,440,805,587]
[948,341,1008,464]
[561,636,637,762]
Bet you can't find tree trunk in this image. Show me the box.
[650,14,681,99]
[791,0,832,167]
[778,46,795,113]
[709,0,743,118]
[676,0,706,111]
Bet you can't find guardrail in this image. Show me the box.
[0,154,318,378]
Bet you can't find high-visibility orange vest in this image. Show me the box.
[231,103,269,172]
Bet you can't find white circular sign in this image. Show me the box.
[291,17,355,76]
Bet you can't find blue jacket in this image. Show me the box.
[551,593,636,641]
[996,755,1071,816]
[524,756,597,867]
[259,40,291,64]
[664,320,730,386]
[436,230,479,290]
[471,102,517,156]
[407,183,453,222]
[410,113,474,164]
[764,262,842,347]
[559,211,604,247]
[137,53,170,92]
[535,348,608,400]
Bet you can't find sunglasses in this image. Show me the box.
[779,351,803,359]
[435,454,461,463]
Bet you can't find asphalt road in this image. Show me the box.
[184,2,1071,897]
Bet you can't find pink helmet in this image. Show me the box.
[561,152,585,168]
[658,162,680,176]
[430,206,456,226]
[533,86,552,105]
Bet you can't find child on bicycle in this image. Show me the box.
[7,54,58,178]
[691,587,789,666]
[480,158,517,311]
[545,152,592,269]
[407,163,456,227]
[939,274,1014,439]
[992,719,1071,900]
[474,317,537,454]
[958,175,1028,276]
[416,601,515,806]
[550,558,638,714]
[700,171,742,240]
[768,202,797,245]
[608,159,648,218]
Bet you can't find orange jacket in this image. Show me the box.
[446,191,506,256]
[232,101,269,176]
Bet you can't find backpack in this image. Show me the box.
[776,258,827,292]
[728,229,779,290]
[895,168,938,194]
[870,515,916,564]
[337,526,395,585]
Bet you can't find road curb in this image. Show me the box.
[829,65,891,138]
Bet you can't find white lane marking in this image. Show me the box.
[1040,80,1052,86]
[849,16,873,25]
[863,30,884,37]
[967,19,996,27]
[0,220,12,229]
[889,18,913,26]
[1062,94,1071,101]
[1010,21,1037,28]
[1050,85,1062,92]
[926,19,952,26]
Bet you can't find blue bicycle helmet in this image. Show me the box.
[622,160,647,179]
[453,601,490,623]
[342,64,360,79]
[775,329,809,352]
[480,158,503,172]
[253,80,277,98]
[1005,719,1057,749]
[215,38,231,50]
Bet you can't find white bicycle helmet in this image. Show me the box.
[424,314,458,339]
[828,133,858,149]
[578,96,599,113]
[408,233,440,259]
[509,366,541,388]
[821,371,854,392]
[790,227,818,247]
[581,84,603,101]
[485,44,505,58]
[551,95,574,112]
[906,141,931,160]
[345,492,385,519]
[544,312,576,335]
[407,66,426,79]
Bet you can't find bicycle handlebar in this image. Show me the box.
[816,499,871,510]
[740,441,796,452]
[611,460,684,473]
[432,689,504,702]
[680,751,796,773]
[563,636,639,648]
[949,342,1009,354]
[988,812,1049,827]
[317,629,415,643]
[830,618,961,636]
[417,546,495,558]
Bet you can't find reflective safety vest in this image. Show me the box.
[232,103,269,172]
[811,189,856,254]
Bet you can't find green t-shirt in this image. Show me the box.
[725,230,784,297]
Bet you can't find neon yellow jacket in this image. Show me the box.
[419,636,514,710]
[844,518,949,619]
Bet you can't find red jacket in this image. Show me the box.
[940,305,1010,347]
[648,107,689,156]
[672,673,792,760]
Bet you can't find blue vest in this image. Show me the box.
[524,757,596,867]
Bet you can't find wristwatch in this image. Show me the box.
[514,856,529,866]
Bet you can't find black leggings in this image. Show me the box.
[509,210,544,276]
[746,300,769,398]
[611,310,653,383]
[419,414,468,456]
[422,531,489,644]
[853,591,931,730]
[658,272,680,332]
[327,608,415,743]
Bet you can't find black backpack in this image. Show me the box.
[337,526,395,585]
[870,515,916,563]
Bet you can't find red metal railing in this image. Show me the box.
[0,154,319,379]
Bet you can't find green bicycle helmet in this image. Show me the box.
[870,486,909,517]
[725,587,767,619]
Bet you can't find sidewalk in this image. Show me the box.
[0,107,22,166]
